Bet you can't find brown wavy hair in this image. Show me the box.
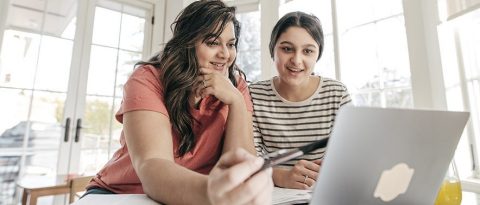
[136,0,244,157]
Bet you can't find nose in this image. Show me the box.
[217,44,230,59]
[290,52,301,66]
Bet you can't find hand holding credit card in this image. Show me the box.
[254,138,329,175]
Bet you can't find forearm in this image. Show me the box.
[224,93,255,155]
[138,158,209,205]
[272,167,288,187]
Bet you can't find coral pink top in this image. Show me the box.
[87,65,253,194]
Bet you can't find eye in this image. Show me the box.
[228,43,236,48]
[304,49,314,54]
[206,41,219,46]
[281,47,293,52]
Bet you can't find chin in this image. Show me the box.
[283,76,308,86]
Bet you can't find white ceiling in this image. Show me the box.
[6,0,77,36]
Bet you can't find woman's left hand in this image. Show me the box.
[195,68,242,105]
[208,149,273,205]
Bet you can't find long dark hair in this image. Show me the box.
[136,0,244,157]
[269,11,324,61]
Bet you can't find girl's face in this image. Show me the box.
[273,26,319,86]
[195,22,237,77]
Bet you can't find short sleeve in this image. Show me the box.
[339,83,352,107]
[236,76,253,112]
[115,65,168,123]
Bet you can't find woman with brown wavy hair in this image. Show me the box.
[85,1,272,204]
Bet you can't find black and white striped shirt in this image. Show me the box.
[249,76,351,166]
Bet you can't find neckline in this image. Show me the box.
[270,76,323,105]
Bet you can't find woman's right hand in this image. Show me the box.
[207,148,273,205]
[273,159,321,189]
[195,68,243,105]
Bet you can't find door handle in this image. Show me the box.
[64,118,71,142]
[74,118,82,143]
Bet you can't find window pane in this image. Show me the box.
[0,88,31,149]
[455,131,473,179]
[79,149,109,175]
[92,7,121,47]
[352,92,382,107]
[80,96,117,174]
[237,50,261,83]
[438,24,462,88]
[82,96,115,149]
[315,34,336,79]
[25,150,59,175]
[0,30,40,89]
[116,51,140,97]
[445,86,465,111]
[28,91,64,149]
[376,17,411,89]
[372,0,403,20]
[35,35,73,92]
[338,0,411,108]
[459,16,480,79]
[468,80,480,155]
[341,24,380,91]
[236,11,260,82]
[440,8,480,182]
[385,88,413,108]
[87,45,117,96]
[337,0,376,30]
[119,10,146,52]
[109,97,123,158]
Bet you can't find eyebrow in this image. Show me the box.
[279,41,317,49]
[204,35,236,42]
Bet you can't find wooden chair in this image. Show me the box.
[68,176,93,203]
[19,175,94,205]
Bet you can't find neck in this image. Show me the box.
[274,76,319,102]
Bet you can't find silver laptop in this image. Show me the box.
[310,106,469,205]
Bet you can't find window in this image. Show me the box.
[0,0,152,203]
[236,11,261,83]
[80,0,149,175]
[276,0,412,107]
[438,8,480,183]
[336,0,412,108]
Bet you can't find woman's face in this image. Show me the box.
[195,22,237,77]
[273,26,319,86]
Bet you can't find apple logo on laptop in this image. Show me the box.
[373,163,415,202]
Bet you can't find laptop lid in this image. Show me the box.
[310,106,469,205]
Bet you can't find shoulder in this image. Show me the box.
[248,79,272,92]
[124,64,163,94]
[130,64,161,80]
[321,77,348,91]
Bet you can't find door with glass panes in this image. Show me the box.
[0,0,152,204]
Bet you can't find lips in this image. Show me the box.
[286,65,304,72]
[210,62,227,71]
